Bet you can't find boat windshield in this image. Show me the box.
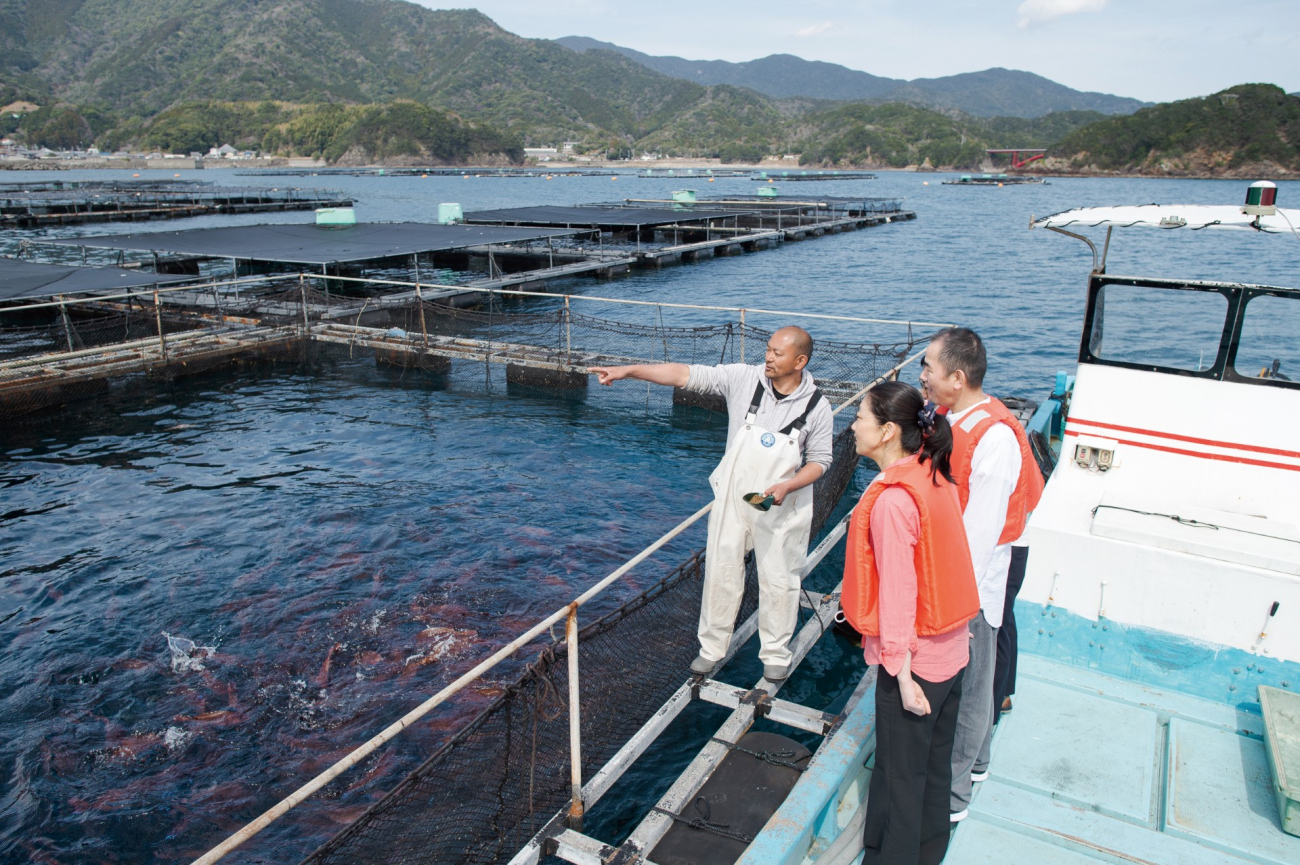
[1080,275,1300,388]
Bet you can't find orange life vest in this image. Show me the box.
[949,397,1045,545]
[841,457,980,638]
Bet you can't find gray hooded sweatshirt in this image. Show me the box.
[685,362,834,470]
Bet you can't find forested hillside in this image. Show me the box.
[1044,84,1300,176]
[0,0,1293,173]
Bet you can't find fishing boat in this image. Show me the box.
[192,184,1300,865]
[505,183,1300,864]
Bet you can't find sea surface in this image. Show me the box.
[1,168,1297,863]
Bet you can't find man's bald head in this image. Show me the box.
[773,326,813,364]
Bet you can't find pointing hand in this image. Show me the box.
[592,367,625,386]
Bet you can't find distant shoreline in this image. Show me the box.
[2,157,1295,181]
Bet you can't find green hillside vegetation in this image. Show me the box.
[1047,84,1300,175]
[1,0,1294,174]
[794,104,1105,168]
[0,0,708,149]
[130,101,521,163]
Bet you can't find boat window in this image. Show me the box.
[1091,283,1228,372]
[1232,294,1300,383]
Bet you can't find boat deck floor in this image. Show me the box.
[950,655,1300,864]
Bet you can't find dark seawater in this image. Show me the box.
[2,169,1297,863]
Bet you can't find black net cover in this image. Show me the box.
[0,258,191,300]
[41,223,580,266]
[302,425,863,865]
[464,206,744,227]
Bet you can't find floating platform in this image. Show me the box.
[35,222,583,269]
[0,181,352,228]
[236,167,619,178]
[752,170,876,181]
[0,322,302,417]
[463,205,748,231]
[942,174,1047,185]
[0,257,191,301]
[638,168,752,179]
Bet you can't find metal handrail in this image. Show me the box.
[187,348,926,865]
[1,271,955,331]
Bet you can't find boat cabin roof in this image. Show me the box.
[1034,204,1300,233]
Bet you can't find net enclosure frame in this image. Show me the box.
[2,271,949,423]
[462,205,750,230]
[180,323,938,865]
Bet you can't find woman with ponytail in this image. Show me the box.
[842,380,980,864]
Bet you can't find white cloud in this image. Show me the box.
[1016,0,1107,28]
[796,22,833,38]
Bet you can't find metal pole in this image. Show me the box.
[566,606,584,831]
[740,309,745,363]
[415,284,429,349]
[58,300,75,352]
[299,274,309,335]
[153,287,168,362]
[564,295,571,365]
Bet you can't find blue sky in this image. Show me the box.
[411,0,1299,104]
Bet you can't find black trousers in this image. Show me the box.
[993,546,1029,716]
[862,665,965,865]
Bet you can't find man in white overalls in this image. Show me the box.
[593,327,834,682]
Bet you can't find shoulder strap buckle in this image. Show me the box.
[780,389,824,436]
[746,381,766,419]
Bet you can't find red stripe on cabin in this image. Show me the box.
[1066,417,1300,459]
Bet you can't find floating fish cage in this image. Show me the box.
[0,181,353,228]
[941,174,1047,186]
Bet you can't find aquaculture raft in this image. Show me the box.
[942,174,1046,186]
[0,180,353,227]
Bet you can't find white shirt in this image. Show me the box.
[950,398,1020,627]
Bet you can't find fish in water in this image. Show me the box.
[314,642,342,687]
[402,627,477,671]
[175,709,243,726]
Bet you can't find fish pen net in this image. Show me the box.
[0,306,205,362]
[302,425,862,865]
[305,296,917,406]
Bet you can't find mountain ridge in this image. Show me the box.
[2,0,1291,177]
[556,36,1151,118]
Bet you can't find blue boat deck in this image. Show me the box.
[950,654,1300,864]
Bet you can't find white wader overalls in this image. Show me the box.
[698,381,823,667]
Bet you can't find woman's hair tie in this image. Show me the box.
[917,402,939,437]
